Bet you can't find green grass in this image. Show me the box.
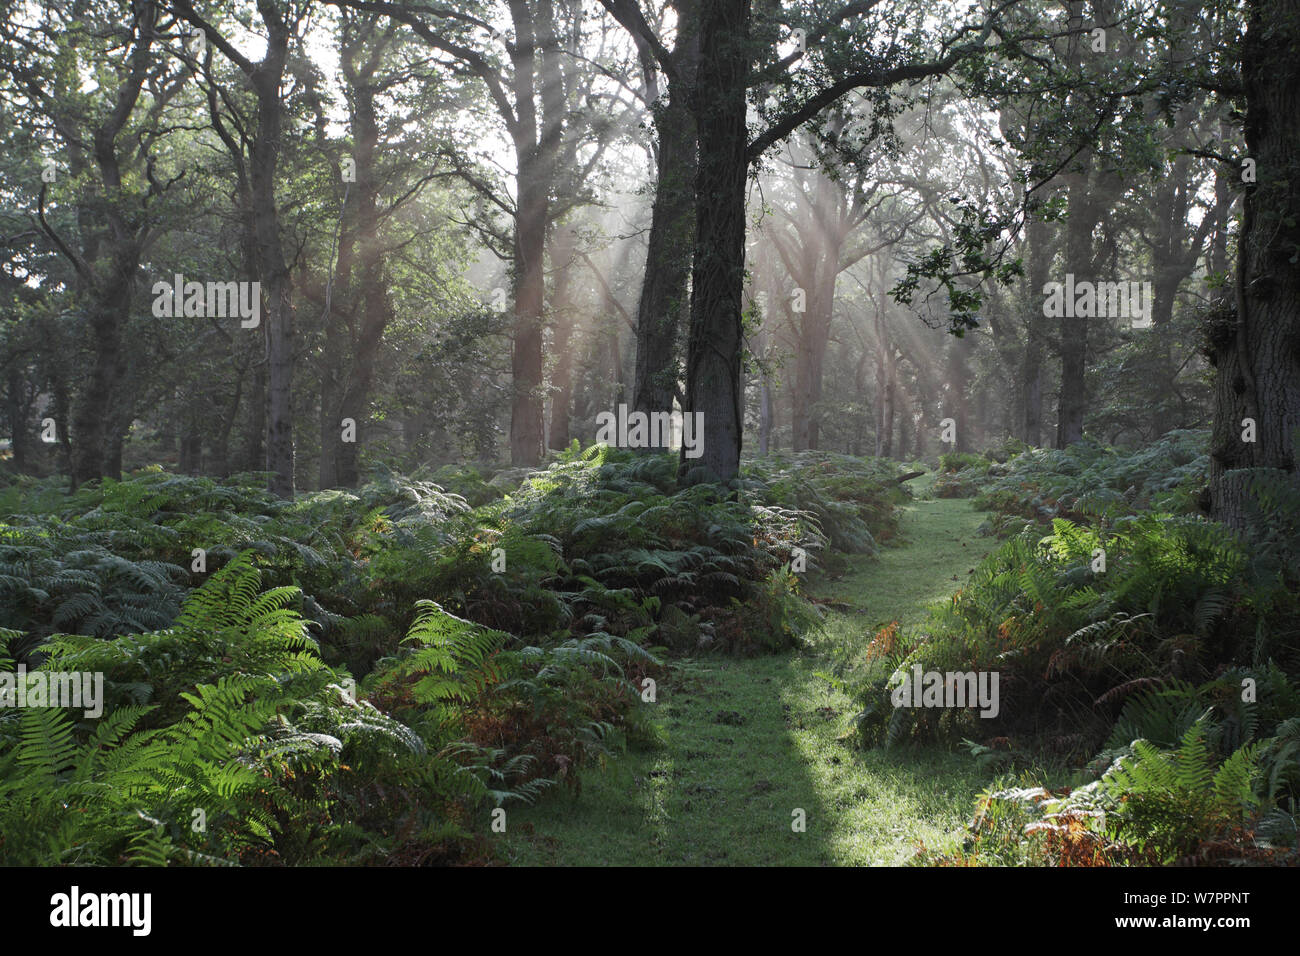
[818,477,999,671]
[499,482,998,866]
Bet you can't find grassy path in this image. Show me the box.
[501,485,997,865]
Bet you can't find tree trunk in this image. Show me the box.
[632,46,698,419]
[318,200,355,490]
[946,337,971,453]
[754,325,773,456]
[1208,0,1300,528]
[48,374,73,478]
[212,368,241,478]
[320,55,392,489]
[336,235,392,487]
[250,51,296,497]
[851,348,869,455]
[876,369,896,459]
[243,360,266,474]
[1022,215,1050,446]
[1054,160,1099,449]
[547,225,579,450]
[1054,2,1097,449]
[607,312,626,407]
[509,163,549,465]
[681,0,751,483]
[897,387,913,459]
[873,308,896,458]
[70,244,136,485]
[179,409,202,475]
[6,370,30,473]
[61,4,157,486]
[318,318,347,490]
[791,280,833,451]
[505,0,569,467]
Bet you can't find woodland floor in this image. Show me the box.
[501,481,998,865]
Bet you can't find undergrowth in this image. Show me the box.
[0,444,909,864]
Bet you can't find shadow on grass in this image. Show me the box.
[501,650,984,866]
[500,495,995,866]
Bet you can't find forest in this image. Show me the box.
[0,0,1297,877]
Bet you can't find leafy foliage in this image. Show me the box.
[971,429,1209,531]
[892,433,1300,866]
[1,447,906,863]
[937,704,1300,867]
[0,552,631,865]
[852,511,1260,752]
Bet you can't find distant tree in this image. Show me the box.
[0,0,190,485]
[176,0,312,497]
